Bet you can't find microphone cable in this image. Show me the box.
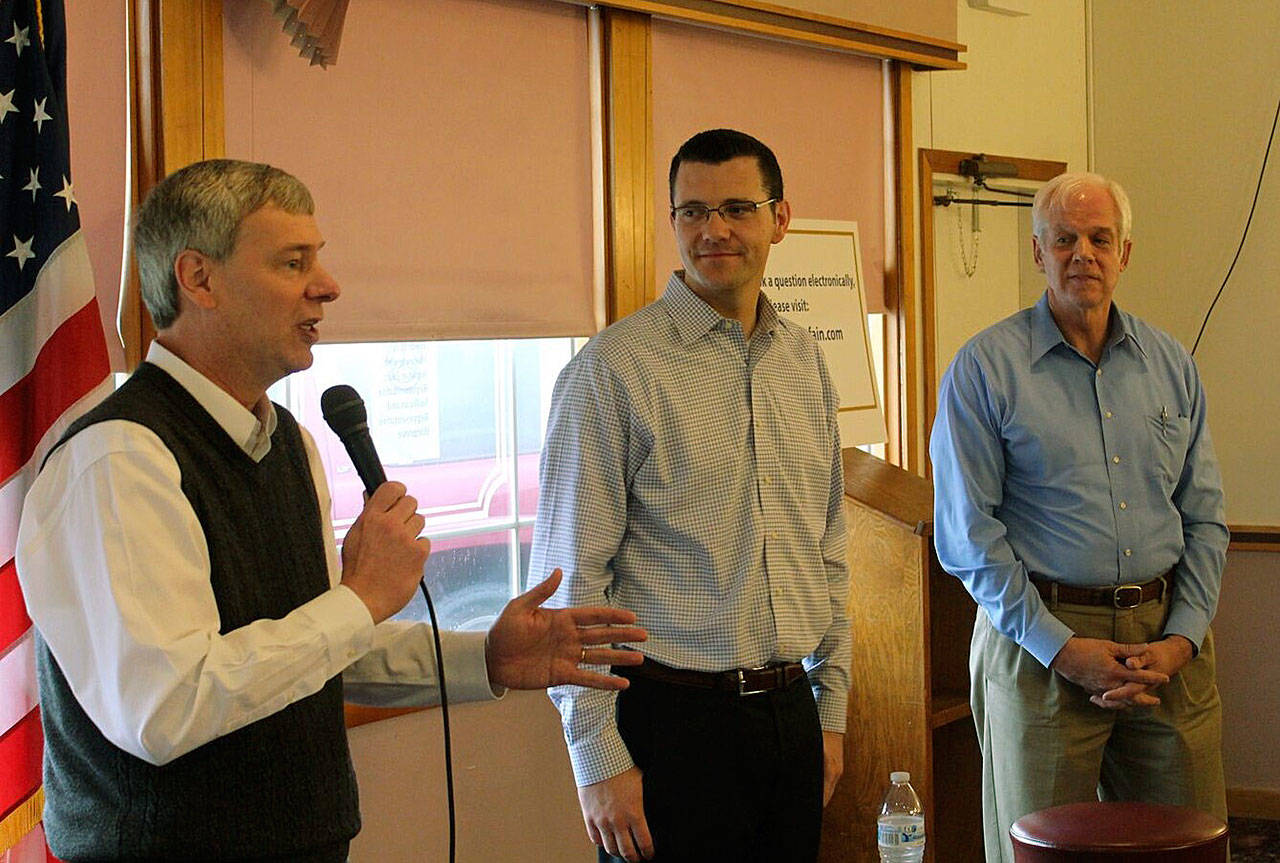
[417,577,456,863]
[1191,95,1279,356]
[320,384,456,863]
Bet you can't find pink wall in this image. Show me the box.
[220,0,600,343]
[651,19,887,311]
[66,0,128,369]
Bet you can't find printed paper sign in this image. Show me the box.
[763,219,886,446]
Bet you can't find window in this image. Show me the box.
[269,338,577,631]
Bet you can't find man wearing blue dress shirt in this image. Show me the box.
[930,172,1228,862]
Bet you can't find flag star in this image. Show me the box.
[32,96,51,133]
[6,23,31,56]
[23,166,40,201]
[8,235,35,271]
[0,89,18,124]
[54,174,77,211]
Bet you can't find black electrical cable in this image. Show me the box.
[417,578,455,863]
[1191,96,1279,356]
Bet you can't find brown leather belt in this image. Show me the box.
[619,658,806,696]
[1030,572,1170,609]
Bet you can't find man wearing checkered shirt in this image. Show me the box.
[530,129,851,863]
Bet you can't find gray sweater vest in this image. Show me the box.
[36,363,359,860]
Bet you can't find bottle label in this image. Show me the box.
[877,817,925,847]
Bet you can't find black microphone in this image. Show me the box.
[320,384,386,494]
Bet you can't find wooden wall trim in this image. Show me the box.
[603,8,656,324]
[1228,525,1280,552]
[887,62,914,472]
[1227,787,1280,819]
[559,0,964,70]
[125,0,225,367]
[917,148,1065,477]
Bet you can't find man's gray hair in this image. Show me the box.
[133,159,315,329]
[1032,171,1132,246]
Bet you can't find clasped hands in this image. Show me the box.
[1050,634,1195,710]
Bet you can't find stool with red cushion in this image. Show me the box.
[1010,801,1228,862]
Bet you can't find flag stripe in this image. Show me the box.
[0,301,110,484]
[0,709,42,824]
[0,231,99,395]
[0,375,112,565]
[0,563,30,656]
[0,631,39,739]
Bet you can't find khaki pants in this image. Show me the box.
[970,593,1226,863]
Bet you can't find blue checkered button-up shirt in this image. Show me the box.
[530,273,851,787]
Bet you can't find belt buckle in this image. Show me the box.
[1113,584,1143,609]
[737,666,772,696]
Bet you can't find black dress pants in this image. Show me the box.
[599,670,824,863]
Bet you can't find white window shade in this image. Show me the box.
[222,0,601,342]
[651,19,887,313]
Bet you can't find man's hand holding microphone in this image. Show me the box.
[324,385,645,691]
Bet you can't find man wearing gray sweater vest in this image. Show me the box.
[16,159,647,862]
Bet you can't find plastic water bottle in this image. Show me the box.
[877,770,925,862]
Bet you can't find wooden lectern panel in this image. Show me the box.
[821,449,981,863]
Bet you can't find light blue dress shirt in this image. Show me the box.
[530,273,850,786]
[930,293,1228,668]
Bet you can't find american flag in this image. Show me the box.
[1,0,111,858]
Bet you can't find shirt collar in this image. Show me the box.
[146,341,278,462]
[661,271,776,345]
[1028,292,1147,366]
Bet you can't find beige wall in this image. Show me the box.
[1089,0,1280,802]
[909,0,1088,458]
[348,691,593,862]
[1090,0,1280,525]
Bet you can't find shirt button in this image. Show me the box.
[1104,410,1113,418]
[1119,501,1128,510]
[1112,455,1121,464]
[1096,369,1103,377]
[1124,549,1132,557]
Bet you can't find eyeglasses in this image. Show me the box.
[670,198,778,226]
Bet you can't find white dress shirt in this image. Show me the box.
[16,342,497,766]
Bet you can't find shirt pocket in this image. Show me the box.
[1146,411,1190,489]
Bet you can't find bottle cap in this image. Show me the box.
[890,771,910,783]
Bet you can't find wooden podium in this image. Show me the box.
[819,448,984,862]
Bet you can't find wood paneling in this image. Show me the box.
[603,8,656,323]
[1227,786,1280,820]
[1227,525,1280,552]
[823,448,981,863]
[559,0,964,70]
[824,501,929,862]
[885,62,914,470]
[126,0,225,367]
